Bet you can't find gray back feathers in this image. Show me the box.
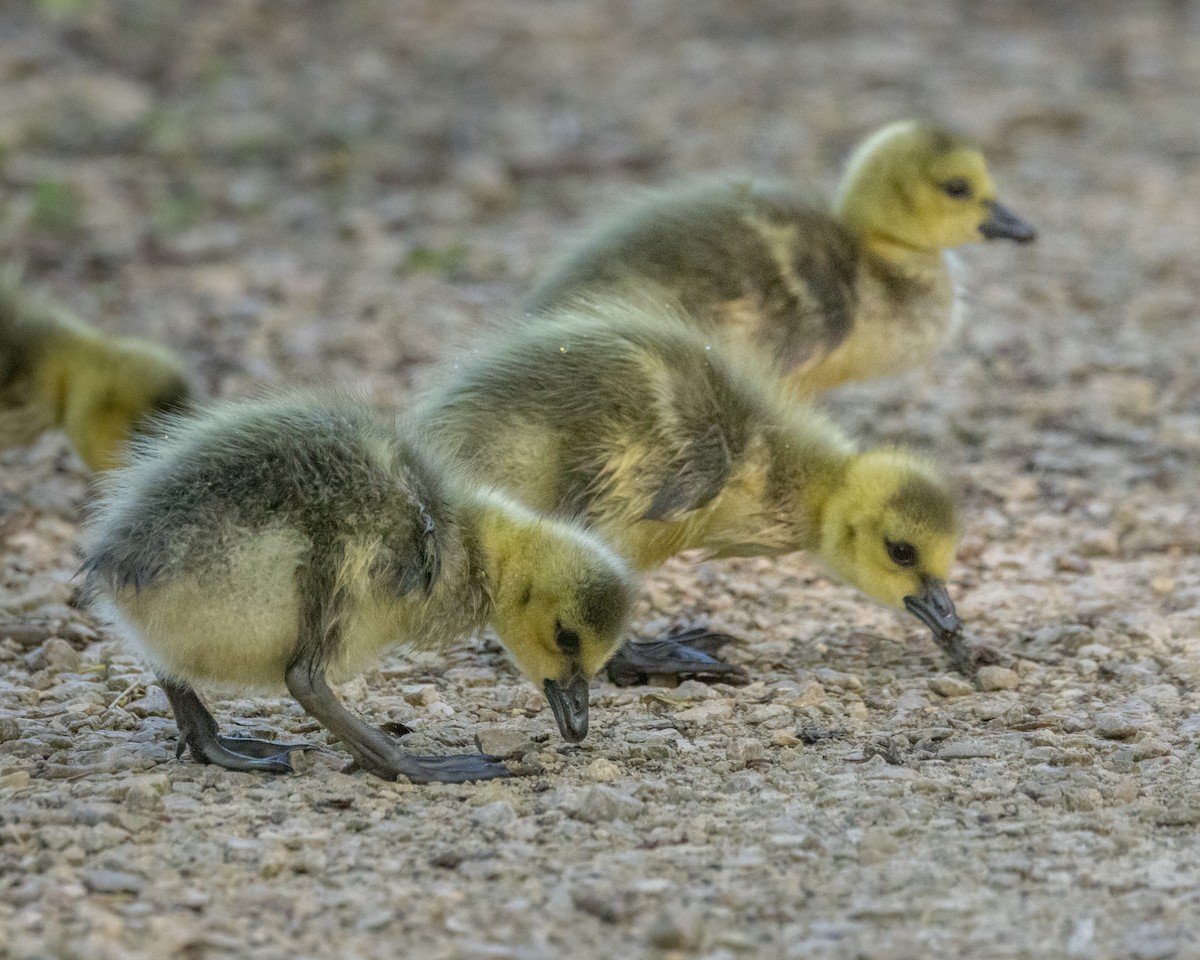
[419,297,828,535]
[83,396,451,600]
[524,179,866,368]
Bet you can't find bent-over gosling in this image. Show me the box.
[525,121,1035,397]
[0,268,191,471]
[83,395,636,783]
[419,297,962,682]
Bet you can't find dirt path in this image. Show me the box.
[2,2,1199,958]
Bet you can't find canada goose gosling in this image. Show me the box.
[420,299,963,682]
[523,120,1035,397]
[83,396,636,782]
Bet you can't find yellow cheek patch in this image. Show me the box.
[581,637,622,678]
[491,612,569,687]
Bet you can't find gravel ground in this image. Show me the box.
[3,2,1200,958]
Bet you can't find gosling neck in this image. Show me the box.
[858,230,947,274]
[460,489,525,609]
[763,417,856,551]
[832,183,946,272]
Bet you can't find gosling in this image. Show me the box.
[0,267,191,471]
[419,297,962,682]
[82,395,636,783]
[524,121,1035,398]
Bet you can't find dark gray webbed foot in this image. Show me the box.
[395,752,511,784]
[183,734,303,774]
[606,626,750,686]
[285,661,510,783]
[215,736,315,761]
[161,680,308,774]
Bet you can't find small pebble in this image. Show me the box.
[1094,713,1138,740]
[81,868,145,895]
[1076,530,1119,557]
[572,889,625,924]
[1130,737,1171,761]
[582,758,622,782]
[126,688,170,718]
[474,728,535,759]
[1156,805,1200,827]
[939,740,999,760]
[1111,780,1140,804]
[646,909,703,950]
[815,668,863,691]
[727,738,766,766]
[858,826,900,864]
[929,675,975,698]
[25,637,81,673]
[976,666,1020,692]
[470,801,518,832]
[0,769,32,790]
[124,774,171,812]
[1055,554,1092,574]
[559,785,643,823]
[673,700,734,727]
[781,679,826,707]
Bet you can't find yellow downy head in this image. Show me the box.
[476,494,637,742]
[818,449,962,638]
[834,120,1035,258]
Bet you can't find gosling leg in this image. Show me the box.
[605,626,750,687]
[283,660,510,784]
[161,680,310,774]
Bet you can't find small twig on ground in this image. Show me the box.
[100,680,148,720]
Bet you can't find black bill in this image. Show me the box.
[543,675,590,743]
[979,200,1036,243]
[904,576,962,641]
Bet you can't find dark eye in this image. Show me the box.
[942,177,972,200]
[887,540,919,567]
[554,621,581,655]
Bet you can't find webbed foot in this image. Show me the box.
[393,751,511,784]
[182,734,306,774]
[161,679,309,775]
[219,735,313,761]
[605,626,750,686]
[342,748,513,783]
[283,661,511,784]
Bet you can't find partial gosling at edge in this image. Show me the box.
[0,267,191,471]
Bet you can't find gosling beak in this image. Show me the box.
[543,675,590,743]
[979,200,1036,243]
[904,576,962,641]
